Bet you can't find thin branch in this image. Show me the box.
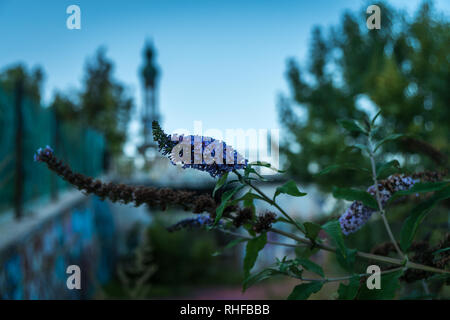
[298,267,404,283]
[368,134,405,259]
[233,170,305,234]
[270,227,449,275]
[217,228,307,248]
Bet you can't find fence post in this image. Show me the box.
[14,78,24,220]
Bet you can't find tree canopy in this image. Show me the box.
[278,1,449,191]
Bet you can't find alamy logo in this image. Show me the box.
[366,5,381,30]
[66,5,81,30]
[366,265,381,289]
[66,265,81,290]
[170,121,280,175]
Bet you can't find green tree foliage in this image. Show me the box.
[0,64,44,103]
[80,48,133,156]
[51,48,133,156]
[278,1,449,191]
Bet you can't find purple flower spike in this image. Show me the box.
[339,174,417,235]
[152,120,248,177]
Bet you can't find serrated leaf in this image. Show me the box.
[376,160,401,179]
[374,134,405,152]
[212,172,229,197]
[332,187,378,209]
[337,276,360,300]
[287,281,323,300]
[357,269,403,300]
[387,181,449,205]
[400,185,450,251]
[304,222,322,242]
[214,185,245,224]
[243,268,283,292]
[274,180,307,201]
[337,119,368,135]
[295,258,324,277]
[243,233,267,278]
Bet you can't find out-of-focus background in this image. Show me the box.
[0,0,448,299]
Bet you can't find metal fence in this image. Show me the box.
[0,83,105,216]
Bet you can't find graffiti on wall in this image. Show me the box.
[0,196,116,299]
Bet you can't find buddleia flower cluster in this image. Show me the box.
[166,215,216,232]
[339,174,417,235]
[152,121,247,177]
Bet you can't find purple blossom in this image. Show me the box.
[152,121,248,178]
[339,174,417,235]
[167,215,218,232]
[169,134,248,177]
[34,145,54,162]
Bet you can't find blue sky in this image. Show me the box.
[0,0,448,155]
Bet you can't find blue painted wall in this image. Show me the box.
[0,196,116,299]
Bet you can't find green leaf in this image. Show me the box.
[321,220,346,256]
[248,161,287,173]
[315,164,369,176]
[276,259,304,278]
[234,191,266,204]
[274,180,307,201]
[214,185,245,224]
[352,143,370,154]
[243,268,283,292]
[337,119,368,135]
[275,217,306,233]
[427,273,450,282]
[304,222,322,242]
[371,110,382,126]
[316,164,340,176]
[337,248,357,273]
[295,246,319,259]
[357,270,403,300]
[387,181,449,205]
[400,185,450,251]
[374,134,405,152]
[213,237,247,256]
[212,172,229,197]
[243,233,267,278]
[332,187,378,209]
[433,247,450,256]
[287,281,323,300]
[244,167,269,181]
[295,258,324,277]
[337,276,360,300]
[376,160,401,179]
[322,220,356,272]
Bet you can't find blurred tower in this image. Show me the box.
[139,41,160,155]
